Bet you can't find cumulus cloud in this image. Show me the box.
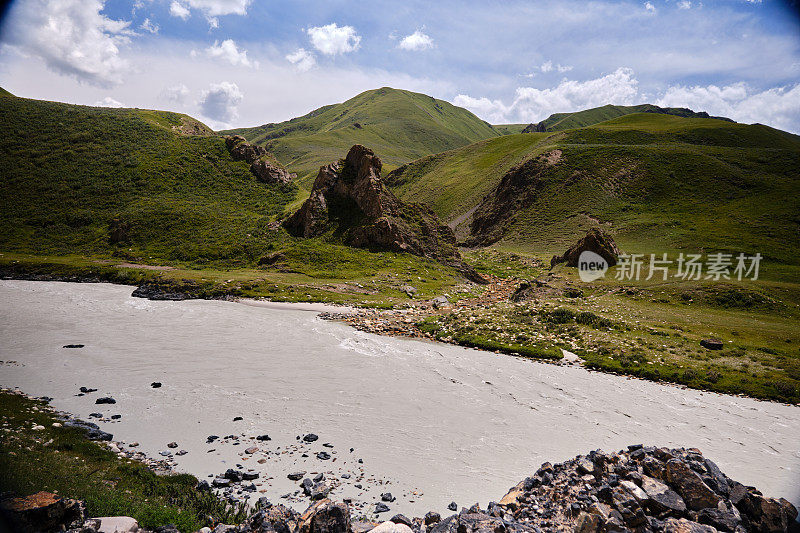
[3,0,132,87]
[286,48,316,72]
[161,83,190,102]
[94,96,125,107]
[398,30,434,51]
[307,23,361,56]
[140,18,159,34]
[452,94,510,124]
[169,1,190,19]
[677,1,692,9]
[644,2,656,13]
[656,82,800,132]
[206,39,255,67]
[199,81,243,125]
[456,67,638,123]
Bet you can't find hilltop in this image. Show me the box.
[221,87,501,185]
[522,103,733,133]
[386,112,800,263]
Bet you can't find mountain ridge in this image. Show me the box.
[522,103,734,133]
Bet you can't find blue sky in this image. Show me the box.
[0,0,798,131]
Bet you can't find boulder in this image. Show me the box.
[94,516,140,533]
[424,512,442,525]
[260,504,301,533]
[456,511,506,533]
[663,517,719,533]
[63,419,113,441]
[550,228,620,268]
[736,493,799,533]
[665,459,722,511]
[700,339,724,350]
[390,514,413,527]
[642,475,687,516]
[298,499,350,533]
[224,135,294,185]
[368,522,414,533]
[0,492,85,533]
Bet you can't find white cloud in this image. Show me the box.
[3,0,132,87]
[140,18,159,34]
[398,30,434,51]
[161,83,190,102]
[307,23,361,56]
[644,2,656,13]
[169,1,190,19]
[455,67,639,123]
[184,0,250,16]
[452,94,510,124]
[677,1,692,9]
[656,82,800,132]
[94,96,125,107]
[206,39,255,67]
[198,81,243,125]
[286,48,316,72]
[540,60,572,73]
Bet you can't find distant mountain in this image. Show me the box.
[521,104,734,133]
[386,112,800,263]
[221,87,501,186]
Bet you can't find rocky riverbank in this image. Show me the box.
[4,441,797,533]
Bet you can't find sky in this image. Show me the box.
[0,0,798,132]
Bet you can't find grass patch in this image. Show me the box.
[0,390,248,532]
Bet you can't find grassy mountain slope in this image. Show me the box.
[0,93,299,263]
[222,87,500,185]
[524,103,733,132]
[387,113,800,264]
[0,92,470,305]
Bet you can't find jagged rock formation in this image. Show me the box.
[551,228,621,268]
[465,151,562,247]
[521,122,547,133]
[225,135,294,185]
[284,145,485,283]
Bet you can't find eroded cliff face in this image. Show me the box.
[224,135,295,185]
[284,145,485,283]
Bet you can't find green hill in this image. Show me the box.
[0,92,303,263]
[222,87,501,186]
[387,113,800,263]
[522,103,733,133]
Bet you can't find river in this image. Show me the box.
[1,280,798,516]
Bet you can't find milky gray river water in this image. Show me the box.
[1,280,798,516]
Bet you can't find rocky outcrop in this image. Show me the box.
[466,152,561,246]
[550,228,620,268]
[284,145,485,283]
[488,446,799,533]
[521,122,547,133]
[224,135,294,185]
